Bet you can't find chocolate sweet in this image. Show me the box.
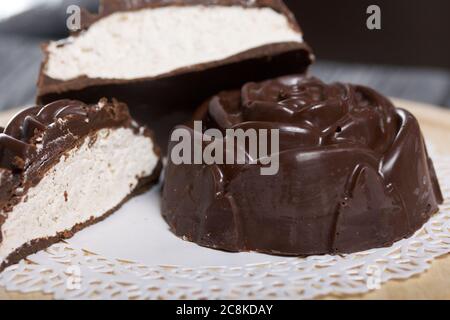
[0,99,161,271]
[36,0,313,150]
[162,75,443,255]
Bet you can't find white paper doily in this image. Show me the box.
[0,154,449,300]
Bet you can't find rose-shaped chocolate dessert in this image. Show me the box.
[162,75,443,255]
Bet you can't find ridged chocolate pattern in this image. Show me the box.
[162,75,444,255]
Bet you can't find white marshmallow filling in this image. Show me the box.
[45,6,303,81]
[0,127,159,264]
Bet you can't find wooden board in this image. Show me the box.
[0,98,449,300]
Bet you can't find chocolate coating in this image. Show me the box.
[162,75,443,255]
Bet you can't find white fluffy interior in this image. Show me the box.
[0,128,158,264]
[45,6,303,80]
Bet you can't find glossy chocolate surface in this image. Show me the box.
[162,75,443,255]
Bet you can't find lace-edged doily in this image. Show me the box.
[0,155,449,300]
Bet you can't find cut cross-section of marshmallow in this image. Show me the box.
[45,6,304,81]
[0,99,161,271]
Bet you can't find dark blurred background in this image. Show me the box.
[0,0,449,111]
[288,0,450,69]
